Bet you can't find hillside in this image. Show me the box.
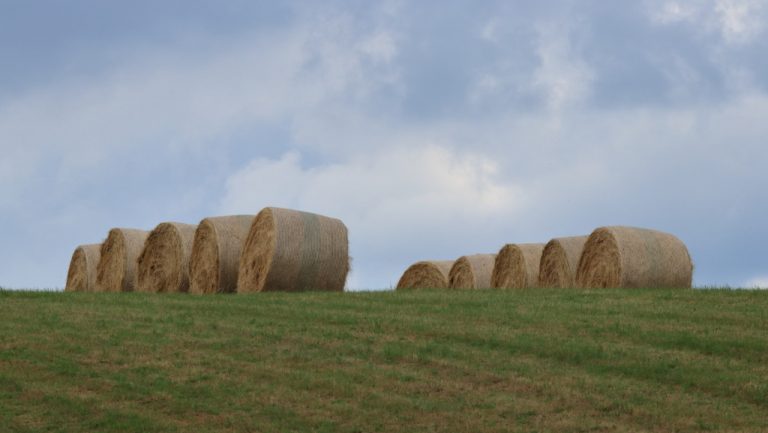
[1,288,766,432]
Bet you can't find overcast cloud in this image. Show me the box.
[1,0,767,289]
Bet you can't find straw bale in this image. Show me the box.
[189,215,254,294]
[238,207,349,292]
[396,260,453,290]
[65,244,101,292]
[576,226,693,289]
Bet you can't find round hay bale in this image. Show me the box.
[65,244,101,292]
[448,254,496,289]
[491,243,545,289]
[576,226,693,289]
[238,207,349,293]
[189,215,255,294]
[137,222,197,293]
[396,260,454,290]
[96,228,149,292]
[538,236,588,288]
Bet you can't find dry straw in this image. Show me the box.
[96,228,149,292]
[65,244,101,292]
[491,243,545,289]
[576,226,693,289]
[189,215,254,294]
[396,260,454,290]
[238,207,349,292]
[137,222,197,293]
[538,236,588,288]
[449,254,496,289]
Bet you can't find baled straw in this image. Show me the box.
[538,236,588,288]
[238,207,349,292]
[396,260,454,290]
[448,254,496,289]
[491,243,545,289]
[576,226,693,289]
[96,228,149,292]
[137,222,197,293]
[65,244,101,292]
[189,215,254,294]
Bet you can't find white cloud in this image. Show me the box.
[220,145,526,289]
[652,2,699,24]
[531,23,594,111]
[715,0,766,43]
[743,276,768,289]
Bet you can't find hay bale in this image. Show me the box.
[576,226,693,289]
[396,260,454,290]
[491,243,545,289]
[448,254,496,289]
[96,228,149,292]
[65,244,101,292]
[538,236,588,288]
[137,222,197,293]
[238,207,349,292]
[189,215,255,294]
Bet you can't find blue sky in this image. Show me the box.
[2,0,767,289]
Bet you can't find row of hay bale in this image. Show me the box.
[65,208,350,293]
[397,226,693,290]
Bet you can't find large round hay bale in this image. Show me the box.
[538,236,588,288]
[491,243,545,289]
[65,244,101,292]
[96,228,149,292]
[189,215,255,294]
[238,207,349,292]
[576,226,693,289]
[137,222,197,293]
[396,260,454,290]
[448,254,496,289]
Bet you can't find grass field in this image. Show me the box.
[0,288,766,433]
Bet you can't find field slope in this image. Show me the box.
[1,288,766,432]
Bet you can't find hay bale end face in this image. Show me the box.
[576,226,693,289]
[538,236,588,288]
[448,254,496,289]
[96,228,149,292]
[65,244,101,292]
[189,215,255,294]
[238,207,349,293]
[491,243,545,289]
[137,222,197,293]
[396,260,454,290]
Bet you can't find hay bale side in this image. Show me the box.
[491,243,545,289]
[396,260,454,290]
[576,226,693,289]
[189,215,254,294]
[137,222,197,293]
[96,228,149,292]
[65,244,101,292]
[238,207,349,292]
[538,236,588,288]
[448,254,496,289]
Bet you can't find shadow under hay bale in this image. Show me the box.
[65,244,101,292]
[137,222,197,293]
[189,215,255,294]
[538,236,588,289]
[449,254,496,290]
[491,243,545,289]
[576,226,693,289]
[96,228,149,292]
[396,260,454,290]
[237,207,349,293]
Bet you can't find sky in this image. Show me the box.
[1,0,767,290]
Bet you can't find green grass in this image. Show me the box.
[0,288,766,433]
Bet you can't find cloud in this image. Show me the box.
[743,276,768,289]
[219,145,525,289]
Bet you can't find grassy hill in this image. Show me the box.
[0,288,766,432]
